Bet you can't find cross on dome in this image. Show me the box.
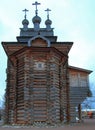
[32,1,41,16]
[22,8,29,19]
[45,8,51,19]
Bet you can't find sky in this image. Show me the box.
[0,0,95,105]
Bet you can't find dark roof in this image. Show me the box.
[51,41,73,45]
[69,65,92,74]
[2,42,27,45]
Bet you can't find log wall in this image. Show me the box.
[69,69,90,122]
[5,48,69,125]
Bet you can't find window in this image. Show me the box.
[38,63,42,68]
[34,62,45,70]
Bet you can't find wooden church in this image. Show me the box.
[2,2,92,125]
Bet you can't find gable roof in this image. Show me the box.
[69,65,92,74]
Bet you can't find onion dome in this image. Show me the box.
[45,8,52,30]
[22,19,29,25]
[32,15,41,24]
[22,9,29,30]
[45,18,52,31]
[45,19,52,25]
[22,18,29,30]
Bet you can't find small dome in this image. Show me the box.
[32,15,41,23]
[45,19,52,25]
[22,19,29,25]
